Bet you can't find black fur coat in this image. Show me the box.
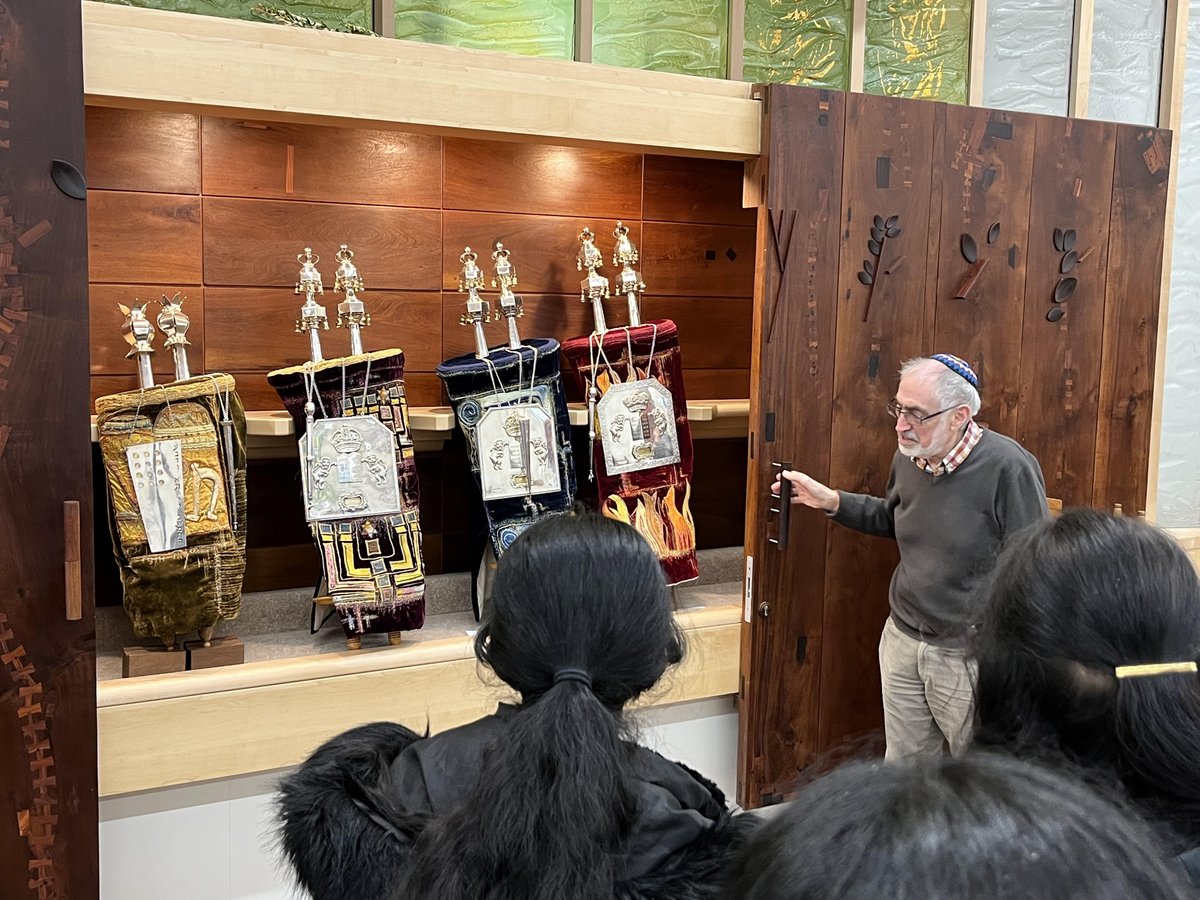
[277,718,756,900]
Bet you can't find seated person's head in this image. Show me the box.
[972,509,1200,841]
[477,508,683,708]
[723,753,1192,899]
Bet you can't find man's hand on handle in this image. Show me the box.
[771,470,840,514]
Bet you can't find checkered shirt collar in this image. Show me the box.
[915,419,982,477]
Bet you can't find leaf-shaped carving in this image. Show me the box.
[886,225,902,239]
[885,215,899,228]
[1054,277,1077,303]
[868,239,882,256]
[864,258,876,276]
[1063,229,1077,251]
[961,234,978,264]
[873,215,884,229]
[871,227,884,243]
[858,271,874,286]
[988,222,1001,244]
[1061,250,1078,274]
[1046,307,1066,322]
[1053,228,1065,252]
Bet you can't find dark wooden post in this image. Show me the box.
[0,1,97,896]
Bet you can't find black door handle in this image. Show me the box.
[769,460,792,549]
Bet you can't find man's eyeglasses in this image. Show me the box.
[885,400,954,425]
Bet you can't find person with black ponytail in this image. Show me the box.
[971,509,1200,885]
[277,510,753,900]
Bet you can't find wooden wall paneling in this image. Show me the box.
[1015,116,1116,507]
[640,222,758,298]
[204,288,443,373]
[441,212,622,295]
[87,191,202,283]
[203,198,441,289]
[90,375,140,408]
[443,139,642,219]
[643,155,758,225]
[639,297,753,369]
[819,93,937,753]
[738,85,844,810]
[440,292,596,360]
[89,284,204,377]
[681,369,751,400]
[84,108,200,194]
[932,107,1037,437]
[691,437,750,549]
[1093,125,1172,515]
[202,118,442,208]
[0,0,98,894]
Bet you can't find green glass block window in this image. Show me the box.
[744,0,851,90]
[394,0,574,59]
[864,0,971,103]
[94,0,371,31]
[593,0,729,79]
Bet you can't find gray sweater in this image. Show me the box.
[832,429,1048,647]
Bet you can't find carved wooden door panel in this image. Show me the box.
[0,1,98,897]
[738,85,843,809]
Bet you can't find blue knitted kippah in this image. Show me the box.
[931,353,979,388]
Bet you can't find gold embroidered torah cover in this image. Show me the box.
[95,375,248,641]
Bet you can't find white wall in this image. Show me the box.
[99,696,738,900]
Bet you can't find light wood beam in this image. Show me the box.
[82,3,759,158]
[1068,0,1095,116]
[851,0,867,91]
[574,0,593,63]
[968,0,988,105]
[729,0,746,81]
[1146,0,1190,522]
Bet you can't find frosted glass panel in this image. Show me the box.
[743,0,851,89]
[1157,0,1200,526]
[394,0,574,59]
[982,0,1073,115]
[593,0,729,78]
[1088,0,1165,125]
[864,0,972,103]
[94,0,371,30]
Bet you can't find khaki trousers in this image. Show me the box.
[878,615,977,764]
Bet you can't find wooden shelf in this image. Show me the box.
[96,600,742,797]
[81,3,760,158]
[89,400,748,457]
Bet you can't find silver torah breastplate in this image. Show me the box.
[596,378,682,476]
[475,390,561,502]
[301,415,403,522]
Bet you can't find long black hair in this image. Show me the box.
[722,752,1194,899]
[972,509,1200,846]
[399,510,685,900]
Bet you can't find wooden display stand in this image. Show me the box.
[185,636,245,669]
[122,635,246,677]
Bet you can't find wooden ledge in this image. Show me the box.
[82,2,761,158]
[88,400,748,455]
[96,602,741,796]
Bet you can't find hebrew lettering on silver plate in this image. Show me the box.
[597,378,680,476]
[301,415,403,523]
[476,388,560,502]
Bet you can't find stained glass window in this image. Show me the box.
[1088,0,1165,126]
[743,0,851,89]
[864,0,972,103]
[592,0,729,78]
[982,0,1073,115]
[394,0,574,59]
[93,0,372,31]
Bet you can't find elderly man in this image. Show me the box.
[772,354,1048,763]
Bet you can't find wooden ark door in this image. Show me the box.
[0,1,98,897]
[739,86,1172,808]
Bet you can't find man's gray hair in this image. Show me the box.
[900,357,981,415]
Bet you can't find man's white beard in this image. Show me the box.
[897,421,952,459]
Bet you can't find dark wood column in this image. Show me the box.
[0,1,97,896]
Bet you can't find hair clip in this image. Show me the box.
[1113,661,1199,679]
